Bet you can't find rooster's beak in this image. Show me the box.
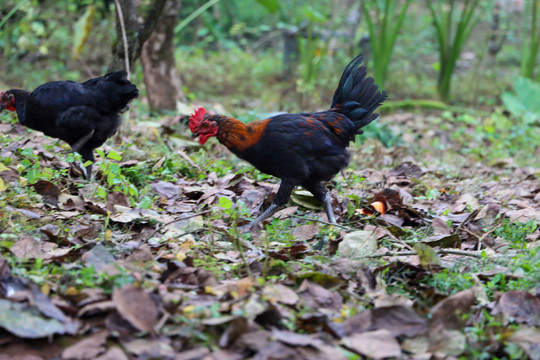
[191,132,199,140]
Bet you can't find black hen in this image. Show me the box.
[0,71,138,177]
[189,55,387,227]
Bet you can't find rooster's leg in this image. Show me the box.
[251,179,296,228]
[303,182,336,224]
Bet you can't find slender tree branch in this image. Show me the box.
[133,0,168,62]
[114,0,131,78]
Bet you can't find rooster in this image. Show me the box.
[190,55,387,228]
[0,71,139,178]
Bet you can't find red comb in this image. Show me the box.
[189,107,206,132]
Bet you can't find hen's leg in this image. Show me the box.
[58,107,98,179]
[77,146,95,180]
[70,129,94,153]
[251,178,297,228]
[303,182,336,224]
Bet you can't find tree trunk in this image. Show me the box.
[109,0,167,73]
[141,0,185,111]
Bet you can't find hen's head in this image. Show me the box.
[189,107,218,145]
[0,91,16,112]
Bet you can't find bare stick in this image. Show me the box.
[366,249,484,259]
[291,215,359,231]
[114,0,131,78]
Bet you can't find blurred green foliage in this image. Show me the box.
[502,76,540,123]
[0,0,536,108]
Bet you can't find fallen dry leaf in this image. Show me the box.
[10,237,41,259]
[342,329,401,359]
[430,289,476,332]
[112,285,159,335]
[61,330,108,360]
[496,291,540,326]
[371,305,428,337]
[32,180,61,207]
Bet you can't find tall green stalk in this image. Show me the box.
[361,0,411,87]
[426,0,482,102]
[521,0,540,80]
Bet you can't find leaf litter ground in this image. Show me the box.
[0,111,539,360]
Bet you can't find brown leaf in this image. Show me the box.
[297,345,349,360]
[125,244,153,262]
[428,329,467,356]
[30,283,67,323]
[508,327,540,360]
[292,224,319,241]
[94,347,129,360]
[218,317,249,347]
[32,180,61,207]
[274,206,298,219]
[342,329,401,359]
[83,244,115,272]
[10,237,41,259]
[237,330,272,352]
[272,328,322,347]
[386,162,423,179]
[423,234,461,248]
[150,181,180,200]
[121,338,175,358]
[268,241,310,260]
[39,224,60,241]
[328,310,372,338]
[497,291,540,326]
[0,168,19,183]
[112,285,159,335]
[78,300,116,317]
[106,192,130,212]
[252,342,303,360]
[371,305,427,337]
[377,213,404,227]
[262,283,299,306]
[298,280,342,311]
[58,194,86,212]
[239,189,266,211]
[432,217,451,235]
[430,289,476,332]
[175,347,211,360]
[61,330,108,360]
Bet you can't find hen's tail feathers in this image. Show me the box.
[331,55,387,134]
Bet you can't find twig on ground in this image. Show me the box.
[366,248,484,259]
[291,215,359,231]
[178,150,200,171]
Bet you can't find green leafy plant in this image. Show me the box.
[426,0,483,101]
[95,149,138,201]
[521,0,540,80]
[502,76,540,123]
[361,0,412,87]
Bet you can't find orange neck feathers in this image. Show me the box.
[212,116,270,152]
